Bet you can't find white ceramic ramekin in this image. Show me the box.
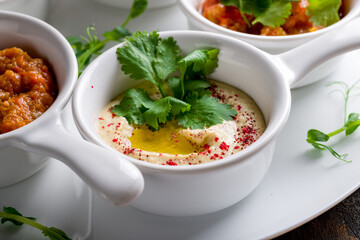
[72,19,360,216]
[178,0,360,88]
[0,11,144,205]
[93,0,176,9]
[0,0,48,20]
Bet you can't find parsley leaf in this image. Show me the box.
[113,31,237,130]
[306,0,342,26]
[219,0,341,28]
[220,0,271,16]
[252,0,292,27]
[177,91,236,129]
[111,88,190,130]
[116,31,180,97]
[177,48,219,99]
[178,49,219,79]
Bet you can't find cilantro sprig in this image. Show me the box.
[306,79,360,162]
[219,0,342,28]
[0,206,72,240]
[111,31,236,130]
[66,0,148,76]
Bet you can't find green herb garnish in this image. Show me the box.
[66,0,148,76]
[0,206,72,240]
[306,79,360,162]
[306,0,342,26]
[219,0,342,28]
[111,31,237,130]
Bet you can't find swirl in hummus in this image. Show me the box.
[97,80,266,166]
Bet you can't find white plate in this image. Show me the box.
[89,50,360,240]
[1,1,359,239]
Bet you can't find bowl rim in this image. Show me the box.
[73,30,292,173]
[178,0,360,42]
[0,10,78,140]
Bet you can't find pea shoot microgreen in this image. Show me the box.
[0,206,72,240]
[219,0,342,28]
[306,79,360,162]
[111,31,237,130]
[66,0,148,76]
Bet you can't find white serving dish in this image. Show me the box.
[2,2,360,238]
[73,20,360,216]
[177,0,360,88]
[0,11,144,206]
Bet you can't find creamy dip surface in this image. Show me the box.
[97,80,266,166]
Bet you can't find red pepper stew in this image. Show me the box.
[201,0,345,36]
[0,47,57,134]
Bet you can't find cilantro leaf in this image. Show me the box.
[184,79,211,93]
[178,48,219,99]
[220,0,271,16]
[116,31,180,97]
[176,91,236,129]
[111,88,189,130]
[252,0,292,27]
[143,97,190,130]
[179,49,219,79]
[115,31,236,130]
[306,0,342,26]
[111,88,152,126]
[168,77,182,99]
[169,77,211,100]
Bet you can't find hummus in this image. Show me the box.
[97,80,266,166]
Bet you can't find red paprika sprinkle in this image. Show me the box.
[166,160,177,166]
[203,144,210,150]
[219,142,229,151]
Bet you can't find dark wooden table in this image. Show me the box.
[274,188,360,240]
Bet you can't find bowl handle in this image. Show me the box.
[275,17,360,88]
[14,114,144,206]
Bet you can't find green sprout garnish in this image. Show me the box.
[66,0,148,76]
[0,206,72,240]
[306,79,360,162]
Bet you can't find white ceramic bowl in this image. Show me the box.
[178,0,360,88]
[93,0,176,9]
[0,0,48,20]
[0,11,143,205]
[73,19,360,216]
